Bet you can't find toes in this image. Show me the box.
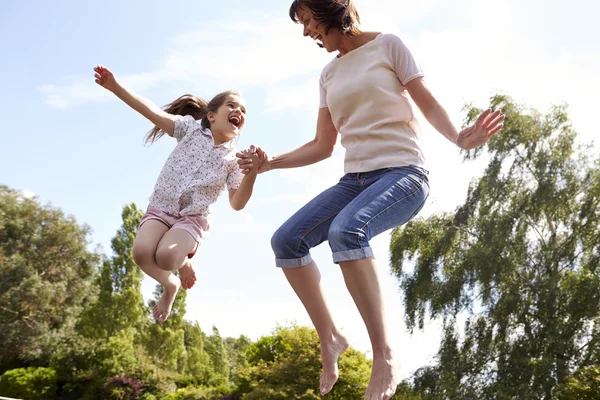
[320,373,336,395]
[384,387,396,399]
[320,378,330,395]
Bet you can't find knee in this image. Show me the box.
[271,224,296,255]
[328,220,363,248]
[132,242,153,267]
[155,247,182,271]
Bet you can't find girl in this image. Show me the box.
[94,65,261,323]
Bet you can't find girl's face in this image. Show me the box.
[207,95,248,139]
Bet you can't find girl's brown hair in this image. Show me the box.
[289,0,361,37]
[145,91,241,144]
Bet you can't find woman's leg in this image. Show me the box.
[339,258,399,400]
[283,263,349,395]
[132,220,180,323]
[328,167,429,400]
[271,178,361,394]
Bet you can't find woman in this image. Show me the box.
[238,1,504,398]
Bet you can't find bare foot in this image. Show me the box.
[179,260,196,290]
[364,352,401,400]
[152,275,180,323]
[320,332,350,395]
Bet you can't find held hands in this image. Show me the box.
[94,65,120,93]
[456,108,505,150]
[236,145,270,175]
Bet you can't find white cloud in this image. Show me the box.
[219,222,277,234]
[20,189,36,199]
[41,16,330,110]
[238,210,254,223]
[41,71,163,109]
[355,0,441,29]
[265,79,319,113]
[252,193,307,205]
[277,152,346,203]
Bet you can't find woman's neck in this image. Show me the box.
[337,31,379,56]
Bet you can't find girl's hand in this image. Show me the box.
[94,65,120,93]
[456,108,505,150]
[236,145,270,174]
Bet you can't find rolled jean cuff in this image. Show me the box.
[332,247,374,264]
[275,254,314,268]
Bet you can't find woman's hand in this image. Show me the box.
[456,108,505,150]
[237,146,271,174]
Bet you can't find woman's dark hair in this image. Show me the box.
[289,0,361,36]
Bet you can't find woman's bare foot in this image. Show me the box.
[320,332,350,395]
[364,351,401,400]
[152,275,180,323]
[178,260,196,290]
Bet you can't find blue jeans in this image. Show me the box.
[271,165,430,268]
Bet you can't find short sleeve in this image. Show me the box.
[319,71,328,109]
[381,34,424,86]
[173,115,199,142]
[226,162,244,191]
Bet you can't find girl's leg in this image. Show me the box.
[132,220,180,323]
[271,178,361,394]
[155,229,198,290]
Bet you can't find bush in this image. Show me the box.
[160,385,234,400]
[0,367,58,399]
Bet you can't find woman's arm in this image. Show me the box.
[406,77,504,150]
[237,107,338,173]
[406,77,459,144]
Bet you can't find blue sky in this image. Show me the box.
[1,0,598,377]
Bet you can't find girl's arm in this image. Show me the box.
[229,150,260,211]
[94,65,176,136]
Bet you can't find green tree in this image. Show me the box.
[224,335,252,380]
[49,204,153,399]
[182,321,212,384]
[554,365,600,400]
[145,284,188,372]
[390,95,600,399]
[204,326,231,381]
[236,325,371,400]
[0,186,100,368]
[78,203,147,340]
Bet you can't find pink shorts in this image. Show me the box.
[139,206,209,258]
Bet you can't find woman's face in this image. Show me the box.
[296,5,341,53]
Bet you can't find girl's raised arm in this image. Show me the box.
[94,65,176,137]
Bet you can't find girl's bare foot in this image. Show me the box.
[178,260,196,290]
[152,275,180,323]
[364,351,401,400]
[320,332,350,395]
